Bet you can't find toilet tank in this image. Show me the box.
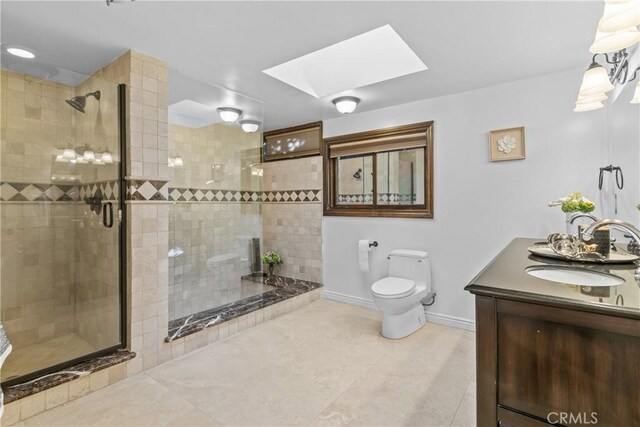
[388,249,431,290]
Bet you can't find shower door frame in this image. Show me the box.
[1,84,128,388]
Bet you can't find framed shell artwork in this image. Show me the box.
[489,126,526,161]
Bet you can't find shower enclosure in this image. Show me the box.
[167,69,267,323]
[0,64,126,385]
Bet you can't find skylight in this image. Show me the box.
[262,25,428,98]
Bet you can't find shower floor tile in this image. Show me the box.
[14,300,476,427]
[2,334,96,382]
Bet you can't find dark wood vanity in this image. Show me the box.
[466,238,640,427]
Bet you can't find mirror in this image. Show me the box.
[602,63,640,226]
[336,155,373,205]
[376,148,425,205]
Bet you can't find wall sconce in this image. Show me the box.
[168,155,184,168]
[575,0,640,112]
[56,147,113,165]
[217,107,243,123]
[574,51,640,111]
[332,96,360,114]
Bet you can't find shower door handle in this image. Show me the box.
[103,202,114,228]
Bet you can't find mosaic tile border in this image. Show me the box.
[0,182,322,203]
[127,179,169,201]
[0,181,119,202]
[337,193,416,204]
[166,275,322,341]
[168,187,322,203]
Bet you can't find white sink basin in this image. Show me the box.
[525,266,624,287]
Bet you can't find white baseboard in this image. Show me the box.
[323,290,377,310]
[322,290,476,332]
[425,312,475,332]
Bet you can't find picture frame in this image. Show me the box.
[489,126,526,161]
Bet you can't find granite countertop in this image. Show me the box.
[465,237,640,319]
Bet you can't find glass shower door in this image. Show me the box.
[0,69,124,384]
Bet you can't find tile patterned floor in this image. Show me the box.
[12,300,476,427]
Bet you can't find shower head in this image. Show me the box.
[65,91,101,113]
[353,168,362,180]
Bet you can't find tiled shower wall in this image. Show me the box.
[1,66,123,359]
[261,156,323,283]
[168,123,262,321]
[73,72,121,351]
[0,70,77,348]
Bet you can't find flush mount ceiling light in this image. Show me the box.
[332,96,360,114]
[3,45,35,59]
[263,25,427,98]
[239,120,261,133]
[216,107,243,123]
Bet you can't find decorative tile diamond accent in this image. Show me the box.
[0,181,120,202]
[0,183,19,201]
[137,181,159,200]
[127,179,169,201]
[166,188,322,203]
[44,185,64,201]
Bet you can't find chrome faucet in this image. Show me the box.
[567,212,598,224]
[581,219,640,281]
[568,213,599,240]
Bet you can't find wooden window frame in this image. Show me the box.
[323,121,434,219]
[262,121,323,162]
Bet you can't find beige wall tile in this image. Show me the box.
[20,393,45,419]
[44,383,69,410]
[68,375,91,401]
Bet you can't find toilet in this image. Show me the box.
[371,249,431,339]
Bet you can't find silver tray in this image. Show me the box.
[527,244,639,264]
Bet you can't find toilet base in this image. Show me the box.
[381,304,426,339]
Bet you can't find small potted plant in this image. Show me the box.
[262,251,282,276]
[549,192,595,234]
[548,192,595,214]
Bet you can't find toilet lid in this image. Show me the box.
[372,277,416,298]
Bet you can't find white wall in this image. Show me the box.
[322,67,614,328]
[603,79,640,226]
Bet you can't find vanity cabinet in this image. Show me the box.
[474,295,640,427]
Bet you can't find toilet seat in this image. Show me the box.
[371,277,416,298]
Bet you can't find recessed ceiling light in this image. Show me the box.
[263,25,427,98]
[332,96,360,115]
[5,46,36,59]
[217,107,243,123]
[239,120,261,133]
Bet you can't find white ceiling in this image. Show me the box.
[1,1,603,131]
